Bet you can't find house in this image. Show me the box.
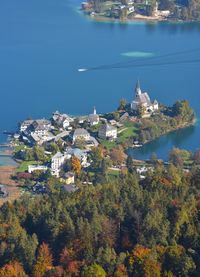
[28,165,48,173]
[20,119,34,132]
[73,128,90,143]
[52,111,73,129]
[131,80,159,116]
[98,124,117,140]
[51,152,67,177]
[65,147,88,167]
[119,112,129,123]
[128,6,134,13]
[77,116,86,124]
[21,119,53,145]
[26,119,51,136]
[60,172,75,185]
[88,107,99,126]
[109,119,117,126]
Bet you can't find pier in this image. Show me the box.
[0,144,11,147]
[0,153,12,157]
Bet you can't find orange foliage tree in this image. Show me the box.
[71,156,81,175]
[33,242,53,277]
[0,261,28,277]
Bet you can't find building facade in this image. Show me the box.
[98,124,117,140]
[131,80,159,116]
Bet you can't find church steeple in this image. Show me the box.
[93,106,96,115]
[135,79,142,97]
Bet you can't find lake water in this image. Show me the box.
[0,0,200,163]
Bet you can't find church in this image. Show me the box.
[131,80,158,116]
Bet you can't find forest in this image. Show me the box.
[1,157,200,276]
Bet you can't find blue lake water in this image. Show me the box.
[0,0,200,162]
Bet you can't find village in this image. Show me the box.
[81,0,171,21]
[1,80,195,199]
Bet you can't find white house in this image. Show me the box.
[52,111,73,129]
[51,152,67,177]
[27,119,52,136]
[20,120,34,132]
[65,147,88,167]
[28,165,48,173]
[98,124,117,140]
[73,128,90,143]
[131,80,159,116]
[88,107,99,126]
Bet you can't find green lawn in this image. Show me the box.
[118,123,139,144]
[108,169,120,177]
[98,139,117,150]
[16,161,41,173]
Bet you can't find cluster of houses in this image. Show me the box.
[18,80,158,187]
[81,0,170,20]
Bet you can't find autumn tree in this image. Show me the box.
[33,243,53,277]
[0,261,28,277]
[81,263,106,277]
[71,156,81,175]
[110,146,126,165]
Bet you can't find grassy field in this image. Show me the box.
[16,161,41,173]
[108,168,120,177]
[118,122,139,144]
[98,139,117,150]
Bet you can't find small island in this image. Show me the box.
[1,79,194,198]
[81,0,200,22]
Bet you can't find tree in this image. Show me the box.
[114,264,128,277]
[33,146,48,163]
[193,150,200,164]
[33,243,53,277]
[150,152,157,164]
[126,155,133,173]
[81,263,106,277]
[137,104,145,118]
[91,146,104,170]
[48,143,59,155]
[110,146,126,165]
[169,148,184,167]
[118,98,127,110]
[71,156,81,176]
[0,261,28,277]
[60,247,80,275]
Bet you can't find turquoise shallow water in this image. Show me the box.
[0,0,200,162]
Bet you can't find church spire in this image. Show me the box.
[93,106,96,115]
[135,79,141,97]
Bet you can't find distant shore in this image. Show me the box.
[82,9,198,24]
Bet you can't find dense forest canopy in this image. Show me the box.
[1,160,200,276]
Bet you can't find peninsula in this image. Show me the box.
[4,80,194,195]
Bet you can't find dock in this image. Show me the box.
[0,144,11,147]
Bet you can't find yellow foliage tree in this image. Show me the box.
[33,242,53,277]
[71,156,81,176]
[0,261,28,277]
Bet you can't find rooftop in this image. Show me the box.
[74,128,90,136]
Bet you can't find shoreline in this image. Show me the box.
[82,10,200,24]
[137,119,196,148]
[0,165,20,206]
